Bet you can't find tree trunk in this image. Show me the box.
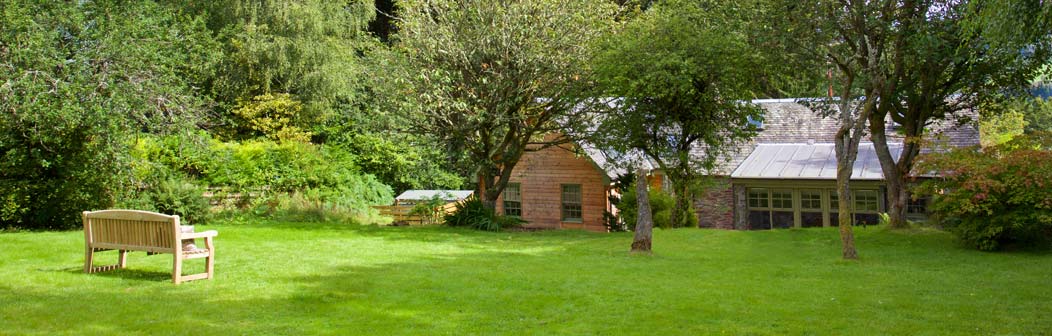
[885,175,909,228]
[476,154,523,212]
[832,76,870,260]
[631,167,654,253]
[835,165,859,260]
[476,172,499,210]
[869,117,913,229]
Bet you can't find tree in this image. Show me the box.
[1023,97,1052,133]
[0,0,219,229]
[864,0,1052,229]
[782,0,906,259]
[185,0,378,141]
[592,0,764,229]
[980,109,1027,147]
[394,0,614,209]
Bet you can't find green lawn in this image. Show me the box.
[2,221,1050,335]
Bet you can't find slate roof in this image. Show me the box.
[700,99,980,177]
[580,144,653,180]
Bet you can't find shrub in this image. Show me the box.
[915,134,1052,250]
[149,178,211,225]
[338,133,465,193]
[232,93,312,143]
[603,210,627,232]
[128,134,394,223]
[444,197,524,231]
[408,196,449,225]
[617,181,681,230]
[116,173,211,225]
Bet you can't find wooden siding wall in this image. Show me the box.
[497,144,610,232]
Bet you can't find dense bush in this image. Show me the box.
[916,134,1052,250]
[444,197,525,231]
[0,0,219,230]
[130,134,394,221]
[337,133,464,193]
[119,176,211,225]
[617,181,694,230]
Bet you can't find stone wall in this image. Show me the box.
[694,178,736,229]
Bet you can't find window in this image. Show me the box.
[746,188,771,230]
[800,190,822,210]
[561,184,582,221]
[748,188,769,208]
[854,190,880,212]
[851,189,881,225]
[771,190,793,209]
[800,190,823,228]
[746,188,792,229]
[828,190,841,227]
[907,196,928,215]
[503,184,522,217]
[769,189,793,229]
[747,186,886,229]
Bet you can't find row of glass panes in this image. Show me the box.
[502,183,583,221]
[747,188,880,213]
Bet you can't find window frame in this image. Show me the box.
[503,183,522,217]
[853,189,880,213]
[561,184,583,222]
[746,185,886,229]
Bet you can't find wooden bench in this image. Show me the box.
[83,210,217,284]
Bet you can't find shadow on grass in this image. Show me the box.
[4,225,1052,335]
[213,217,613,251]
[3,248,639,334]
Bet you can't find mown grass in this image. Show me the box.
[1,220,1050,335]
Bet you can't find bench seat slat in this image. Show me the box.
[91,243,175,254]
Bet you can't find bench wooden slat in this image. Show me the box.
[90,243,174,254]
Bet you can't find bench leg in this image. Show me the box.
[118,250,128,269]
[173,254,183,285]
[205,237,215,280]
[84,246,95,273]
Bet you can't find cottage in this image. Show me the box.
[497,99,978,231]
[493,138,625,231]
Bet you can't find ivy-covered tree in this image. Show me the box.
[592,0,764,229]
[394,0,615,209]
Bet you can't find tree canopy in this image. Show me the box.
[592,0,765,229]
[393,0,615,208]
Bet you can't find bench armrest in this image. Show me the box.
[182,230,218,239]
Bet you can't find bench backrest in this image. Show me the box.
[83,210,180,252]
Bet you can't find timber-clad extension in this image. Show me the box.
[496,139,615,232]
